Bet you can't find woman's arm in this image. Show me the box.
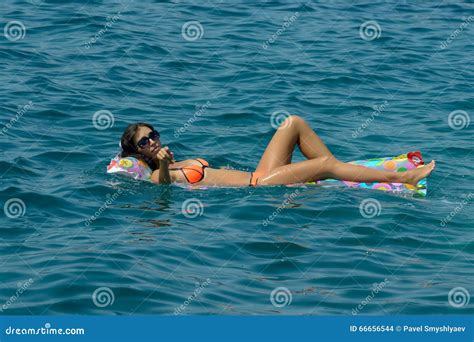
[158,160,171,184]
[150,163,172,184]
[150,147,174,184]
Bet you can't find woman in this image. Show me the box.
[120,115,435,187]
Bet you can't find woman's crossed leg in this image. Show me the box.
[254,115,435,186]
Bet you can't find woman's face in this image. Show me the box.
[134,126,161,159]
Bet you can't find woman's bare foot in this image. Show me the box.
[404,160,436,186]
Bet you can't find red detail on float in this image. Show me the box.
[407,151,424,166]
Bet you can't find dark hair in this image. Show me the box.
[120,122,158,170]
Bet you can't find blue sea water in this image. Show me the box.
[0,1,473,315]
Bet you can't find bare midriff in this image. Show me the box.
[196,168,252,186]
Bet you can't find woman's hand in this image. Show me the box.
[155,146,175,164]
[152,147,174,184]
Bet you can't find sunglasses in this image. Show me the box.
[137,130,160,149]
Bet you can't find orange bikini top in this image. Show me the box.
[174,158,209,184]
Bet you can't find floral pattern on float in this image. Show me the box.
[107,155,152,181]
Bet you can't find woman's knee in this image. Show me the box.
[280,114,305,129]
[315,155,338,173]
[255,171,273,186]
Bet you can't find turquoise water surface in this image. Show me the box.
[0,1,473,315]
